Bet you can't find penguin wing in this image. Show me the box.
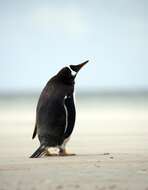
[63,95,76,139]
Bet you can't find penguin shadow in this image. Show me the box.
[30,147,76,158]
[35,151,112,158]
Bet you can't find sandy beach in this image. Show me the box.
[1,153,148,190]
[0,95,148,190]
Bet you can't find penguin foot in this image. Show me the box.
[59,153,76,156]
[59,149,76,156]
[45,147,59,156]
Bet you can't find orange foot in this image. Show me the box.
[45,153,58,157]
[44,148,59,156]
[59,149,76,156]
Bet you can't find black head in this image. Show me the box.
[56,60,89,84]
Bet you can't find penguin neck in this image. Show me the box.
[56,75,75,85]
[61,78,75,85]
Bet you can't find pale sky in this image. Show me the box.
[0,0,148,92]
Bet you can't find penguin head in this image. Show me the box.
[69,60,89,78]
[56,60,89,84]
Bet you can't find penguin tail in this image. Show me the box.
[30,145,47,158]
[32,124,37,139]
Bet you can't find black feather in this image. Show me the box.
[30,145,47,158]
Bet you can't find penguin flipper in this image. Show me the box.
[30,145,47,158]
[63,95,76,139]
[32,124,37,139]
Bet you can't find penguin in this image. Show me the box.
[30,60,88,158]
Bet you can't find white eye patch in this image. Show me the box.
[67,66,77,76]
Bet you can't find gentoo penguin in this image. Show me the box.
[30,60,88,158]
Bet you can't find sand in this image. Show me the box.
[0,95,148,190]
[0,154,148,190]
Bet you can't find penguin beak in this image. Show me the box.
[70,60,89,74]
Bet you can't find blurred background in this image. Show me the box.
[0,0,148,156]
